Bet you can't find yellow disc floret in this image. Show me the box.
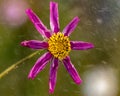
[48,32,71,60]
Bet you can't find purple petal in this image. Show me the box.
[28,52,52,79]
[49,58,59,94]
[63,16,80,36]
[26,9,51,38]
[50,2,60,33]
[71,41,94,50]
[21,40,48,49]
[63,56,82,84]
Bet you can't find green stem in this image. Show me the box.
[0,50,43,79]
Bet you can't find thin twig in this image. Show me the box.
[0,50,43,79]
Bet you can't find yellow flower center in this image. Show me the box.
[48,32,71,60]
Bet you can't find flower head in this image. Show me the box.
[21,1,94,94]
[48,32,71,60]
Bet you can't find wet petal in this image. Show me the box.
[49,58,59,94]
[63,16,80,36]
[26,9,51,38]
[50,2,60,33]
[21,40,48,49]
[70,41,94,50]
[63,56,82,84]
[28,52,52,79]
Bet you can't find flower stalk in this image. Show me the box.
[0,50,43,79]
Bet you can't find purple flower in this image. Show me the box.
[21,1,94,94]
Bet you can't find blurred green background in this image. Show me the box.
[0,0,120,96]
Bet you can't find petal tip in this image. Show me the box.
[76,79,82,85]
[20,41,28,47]
[89,43,94,49]
[75,16,80,21]
[28,76,34,80]
[26,9,34,16]
[49,89,54,94]
[91,44,95,48]
[28,74,35,80]
[26,8,32,13]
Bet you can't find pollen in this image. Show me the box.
[48,32,71,60]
